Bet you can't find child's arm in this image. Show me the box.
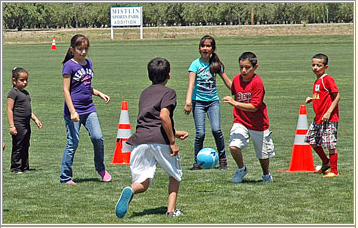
[184,72,196,115]
[92,88,110,104]
[63,75,79,122]
[7,97,17,135]
[222,96,257,112]
[322,92,340,122]
[160,107,179,156]
[218,72,232,90]
[175,131,189,140]
[31,112,42,129]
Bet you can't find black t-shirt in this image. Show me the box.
[7,87,32,123]
[127,84,176,146]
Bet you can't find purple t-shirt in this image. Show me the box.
[62,59,96,116]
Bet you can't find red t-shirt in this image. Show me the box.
[231,74,269,131]
[311,74,339,124]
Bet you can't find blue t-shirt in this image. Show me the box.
[188,58,219,102]
[62,59,96,116]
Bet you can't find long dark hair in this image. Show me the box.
[199,35,224,75]
[62,34,90,64]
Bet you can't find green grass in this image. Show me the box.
[2,34,354,224]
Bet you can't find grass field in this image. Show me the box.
[1,31,354,224]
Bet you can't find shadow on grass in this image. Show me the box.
[129,206,167,217]
[73,178,101,183]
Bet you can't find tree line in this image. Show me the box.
[3,2,354,31]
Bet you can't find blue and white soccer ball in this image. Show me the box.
[197,147,218,169]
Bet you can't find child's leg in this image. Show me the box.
[131,179,150,194]
[312,145,329,165]
[167,177,180,213]
[83,112,106,173]
[259,158,270,175]
[60,115,80,183]
[10,124,27,172]
[192,101,206,164]
[230,146,244,168]
[328,149,338,174]
[207,100,226,160]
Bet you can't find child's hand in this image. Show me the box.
[98,92,110,104]
[170,143,179,156]
[184,104,192,115]
[175,131,189,140]
[9,126,17,136]
[322,112,331,122]
[305,97,312,103]
[35,119,43,129]
[71,111,80,122]
[223,96,234,105]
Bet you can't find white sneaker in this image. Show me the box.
[262,173,273,182]
[231,166,247,183]
[166,209,183,217]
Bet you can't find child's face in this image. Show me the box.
[199,39,214,61]
[13,72,28,89]
[239,59,257,80]
[312,58,328,77]
[71,41,89,62]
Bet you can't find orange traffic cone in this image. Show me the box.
[51,37,56,50]
[111,101,132,164]
[279,105,315,172]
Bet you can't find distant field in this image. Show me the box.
[1,28,354,224]
[2,23,353,44]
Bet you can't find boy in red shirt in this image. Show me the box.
[305,53,340,177]
[223,52,275,183]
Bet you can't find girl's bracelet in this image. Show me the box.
[9,125,15,128]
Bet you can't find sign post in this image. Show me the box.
[110,6,143,40]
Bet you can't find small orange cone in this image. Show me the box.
[279,105,315,172]
[111,101,132,164]
[51,37,56,50]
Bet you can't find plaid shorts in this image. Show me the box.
[305,121,338,150]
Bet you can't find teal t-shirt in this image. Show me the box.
[188,58,219,102]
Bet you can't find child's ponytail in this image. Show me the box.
[62,48,74,65]
[209,52,224,75]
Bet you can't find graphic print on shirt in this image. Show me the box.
[236,92,252,103]
[197,67,216,94]
[73,68,94,85]
[313,84,320,99]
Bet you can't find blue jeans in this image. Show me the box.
[60,112,106,183]
[192,100,226,163]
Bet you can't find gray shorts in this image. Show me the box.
[228,123,275,159]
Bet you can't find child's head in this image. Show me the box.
[12,67,28,89]
[312,53,328,77]
[199,35,223,74]
[62,34,90,64]
[238,52,258,79]
[147,57,170,84]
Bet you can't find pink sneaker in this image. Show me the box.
[66,180,76,185]
[100,170,112,182]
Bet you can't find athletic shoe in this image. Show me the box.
[166,209,183,217]
[115,187,134,218]
[317,162,330,174]
[231,166,247,183]
[100,170,112,182]
[219,158,227,170]
[323,172,339,178]
[66,180,76,185]
[190,163,202,170]
[262,173,274,182]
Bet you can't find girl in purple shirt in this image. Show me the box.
[60,34,111,184]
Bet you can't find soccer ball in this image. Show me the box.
[197,147,218,169]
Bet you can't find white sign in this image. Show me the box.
[110,6,143,39]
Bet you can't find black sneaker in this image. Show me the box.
[317,162,330,174]
[219,158,227,170]
[166,209,183,217]
[190,163,202,170]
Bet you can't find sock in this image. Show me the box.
[329,153,338,174]
[313,146,329,164]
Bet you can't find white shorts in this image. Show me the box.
[130,144,182,184]
[228,123,275,159]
